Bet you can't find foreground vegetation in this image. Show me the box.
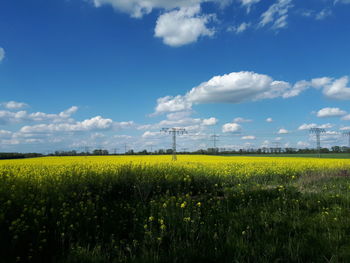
[1,156,350,262]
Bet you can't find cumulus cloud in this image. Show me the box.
[0,47,4,62]
[342,114,350,121]
[92,0,204,18]
[0,106,79,125]
[322,76,350,100]
[20,116,113,133]
[340,126,350,130]
[298,123,333,130]
[222,122,241,133]
[259,0,293,30]
[1,101,28,110]
[284,76,350,100]
[153,71,295,114]
[266,117,273,123]
[153,95,192,115]
[241,135,255,140]
[0,129,12,138]
[278,128,288,134]
[202,117,218,126]
[154,5,215,47]
[316,107,347,118]
[153,72,350,116]
[234,117,252,123]
[142,131,163,138]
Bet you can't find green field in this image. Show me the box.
[1,155,350,262]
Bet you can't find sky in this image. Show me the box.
[1,0,350,153]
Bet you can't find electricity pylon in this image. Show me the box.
[161,128,187,161]
[343,131,350,148]
[211,133,219,152]
[310,128,325,157]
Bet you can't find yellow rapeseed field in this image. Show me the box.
[1,155,349,179]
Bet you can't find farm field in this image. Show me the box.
[1,155,350,262]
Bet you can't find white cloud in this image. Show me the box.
[0,47,4,62]
[92,0,204,18]
[261,140,270,147]
[154,71,295,114]
[0,129,12,138]
[229,22,251,33]
[234,117,252,123]
[59,106,79,118]
[315,9,332,20]
[153,73,350,116]
[334,0,350,4]
[166,111,193,120]
[316,107,347,118]
[239,0,260,12]
[113,121,135,130]
[20,116,113,133]
[340,126,350,131]
[154,95,192,114]
[259,0,293,30]
[222,122,241,133]
[298,123,333,130]
[341,114,350,121]
[266,117,273,123]
[278,128,288,134]
[154,5,215,47]
[241,135,255,140]
[322,76,350,100]
[0,106,79,125]
[186,72,292,103]
[113,134,133,139]
[297,141,310,148]
[142,131,162,138]
[283,76,350,101]
[202,117,218,126]
[1,101,28,110]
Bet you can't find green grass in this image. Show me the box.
[1,163,350,262]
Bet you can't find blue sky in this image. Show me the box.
[1,0,350,153]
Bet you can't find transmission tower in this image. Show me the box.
[272,141,281,154]
[124,143,128,154]
[310,128,326,157]
[161,128,187,161]
[343,131,350,148]
[211,133,219,152]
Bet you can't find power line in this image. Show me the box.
[343,131,350,148]
[211,133,219,149]
[161,128,187,161]
[124,143,128,154]
[310,128,326,157]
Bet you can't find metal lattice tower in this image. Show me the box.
[161,128,187,161]
[272,141,281,154]
[310,128,326,157]
[211,133,219,151]
[343,131,350,148]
